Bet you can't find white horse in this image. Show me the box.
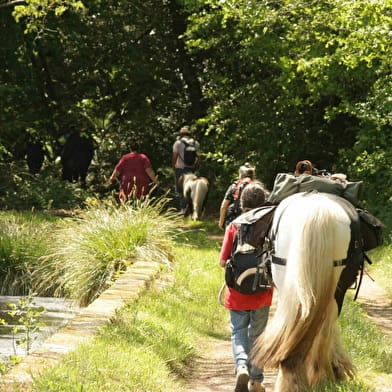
[252,192,356,392]
[182,173,209,221]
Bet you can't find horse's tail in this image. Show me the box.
[191,178,209,220]
[252,193,351,369]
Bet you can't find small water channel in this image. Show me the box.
[0,296,80,364]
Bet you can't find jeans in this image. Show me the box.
[230,306,270,382]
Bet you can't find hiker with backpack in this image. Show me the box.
[172,125,200,212]
[218,163,256,229]
[219,181,274,392]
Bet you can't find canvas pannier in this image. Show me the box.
[268,173,363,206]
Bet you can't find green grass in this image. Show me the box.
[308,304,392,391]
[17,220,226,392]
[331,294,392,391]
[5,219,388,392]
[1,213,391,391]
[37,196,180,306]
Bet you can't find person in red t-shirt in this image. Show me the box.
[110,140,159,200]
[219,181,273,392]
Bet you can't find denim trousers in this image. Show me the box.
[229,306,270,382]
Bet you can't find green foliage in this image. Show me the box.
[1,0,391,228]
[6,295,45,356]
[340,125,392,230]
[0,162,93,211]
[12,0,85,34]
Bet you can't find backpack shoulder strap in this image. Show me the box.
[180,137,189,147]
[233,177,252,200]
[181,137,195,146]
[230,230,240,257]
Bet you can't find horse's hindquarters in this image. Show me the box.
[253,192,354,391]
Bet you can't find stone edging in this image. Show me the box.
[0,260,162,390]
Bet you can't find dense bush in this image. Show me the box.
[0,162,93,211]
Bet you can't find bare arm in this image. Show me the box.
[172,151,179,168]
[218,199,231,230]
[110,169,120,183]
[145,167,159,184]
[219,259,228,267]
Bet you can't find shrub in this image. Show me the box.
[0,162,92,210]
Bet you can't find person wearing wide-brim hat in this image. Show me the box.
[172,125,200,212]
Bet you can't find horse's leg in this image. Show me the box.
[183,184,193,217]
[191,182,207,221]
[305,299,356,386]
[331,324,356,381]
[274,357,308,392]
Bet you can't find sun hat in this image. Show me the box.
[179,126,191,135]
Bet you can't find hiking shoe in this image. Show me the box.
[234,365,249,392]
[248,380,266,392]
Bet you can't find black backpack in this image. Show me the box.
[181,138,197,167]
[224,206,276,295]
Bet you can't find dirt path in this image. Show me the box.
[355,272,392,335]
[182,333,277,392]
[182,273,392,392]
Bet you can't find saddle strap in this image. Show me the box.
[353,252,373,301]
[271,254,348,267]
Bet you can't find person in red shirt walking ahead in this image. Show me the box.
[219,181,273,392]
[110,140,159,200]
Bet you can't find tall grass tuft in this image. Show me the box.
[0,212,53,295]
[32,196,180,306]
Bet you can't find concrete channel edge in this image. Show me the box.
[0,260,162,390]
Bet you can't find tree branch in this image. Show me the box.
[0,0,26,9]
